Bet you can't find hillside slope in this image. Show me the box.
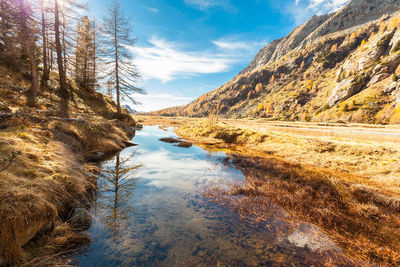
[153,0,400,124]
[0,66,136,264]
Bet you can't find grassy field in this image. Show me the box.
[137,115,400,265]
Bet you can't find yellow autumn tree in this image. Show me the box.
[390,17,400,30]
[270,75,275,83]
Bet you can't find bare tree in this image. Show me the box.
[100,0,144,115]
[75,16,96,92]
[16,0,39,107]
[54,0,69,117]
[40,0,49,90]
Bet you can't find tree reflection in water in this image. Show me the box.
[99,153,142,240]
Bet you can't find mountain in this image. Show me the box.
[152,0,400,124]
[122,104,136,114]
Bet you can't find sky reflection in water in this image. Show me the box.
[76,126,347,267]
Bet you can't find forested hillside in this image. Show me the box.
[0,0,142,264]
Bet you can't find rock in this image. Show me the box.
[241,0,400,74]
[135,123,143,130]
[394,89,400,105]
[327,73,369,107]
[372,64,390,76]
[123,140,138,147]
[384,82,398,94]
[159,137,181,144]
[390,28,400,53]
[177,141,193,148]
[70,208,92,230]
[368,73,387,87]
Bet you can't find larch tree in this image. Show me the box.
[74,16,96,92]
[40,0,49,90]
[0,0,19,68]
[15,0,39,107]
[100,0,144,115]
[54,0,69,117]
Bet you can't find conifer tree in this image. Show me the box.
[100,0,144,115]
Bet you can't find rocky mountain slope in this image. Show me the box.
[153,0,400,124]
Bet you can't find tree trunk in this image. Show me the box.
[55,0,69,117]
[62,12,67,75]
[18,0,39,107]
[93,18,96,92]
[40,0,49,91]
[114,4,121,115]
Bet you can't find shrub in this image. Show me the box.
[340,102,349,112]
[390,17,400,31]
[392,74,398,82]
[360,39,367,48]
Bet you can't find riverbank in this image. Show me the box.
[0,67,137,265]
[137,115,400,265]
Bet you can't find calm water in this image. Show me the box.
[75,126,350,266]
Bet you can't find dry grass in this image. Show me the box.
[138,115,400,265]
[0,128,97,264]
[0,66,136,264]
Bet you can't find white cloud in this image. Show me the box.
[183,0,235,12]
[212,39,267,51]
[144,6,159,13]
[290,0,349,25]
[212,40,249,50]
[129,93,193,112]
[306,0,349,13]
[135,37,237,83]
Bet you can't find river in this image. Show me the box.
[73,125,352,266]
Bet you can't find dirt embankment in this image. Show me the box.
[138,115,400,265]
[0,67,137,265]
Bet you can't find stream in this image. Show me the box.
[73,126,352,266]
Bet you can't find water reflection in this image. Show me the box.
[97,153,141,241]
[76,126,353,266]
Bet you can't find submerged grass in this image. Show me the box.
[140,116,400,265]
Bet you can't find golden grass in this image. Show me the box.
[0,65,136,264]
[138,115,400,265]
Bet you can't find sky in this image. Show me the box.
[87,0,349,112]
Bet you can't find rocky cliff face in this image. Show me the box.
[153,0,400,124]
[242,0,400,74]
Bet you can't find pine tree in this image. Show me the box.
[100,0,144,115]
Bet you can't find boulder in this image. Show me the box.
[390,28,400,53]
[70,208,92,231]
[177,141,193,148]
[357,32,395,72]
[327,73,369,107]
[394,89,400,105]
[384,82,398,94]
[367,74,387,87]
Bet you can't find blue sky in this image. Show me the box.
[87,0,349,112]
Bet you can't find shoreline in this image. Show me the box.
[138,115,400,265]
[0,113,136,265]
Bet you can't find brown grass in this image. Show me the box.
[0,66,136,264]
[138,115,400,265]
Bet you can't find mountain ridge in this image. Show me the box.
[152,0,400,124]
